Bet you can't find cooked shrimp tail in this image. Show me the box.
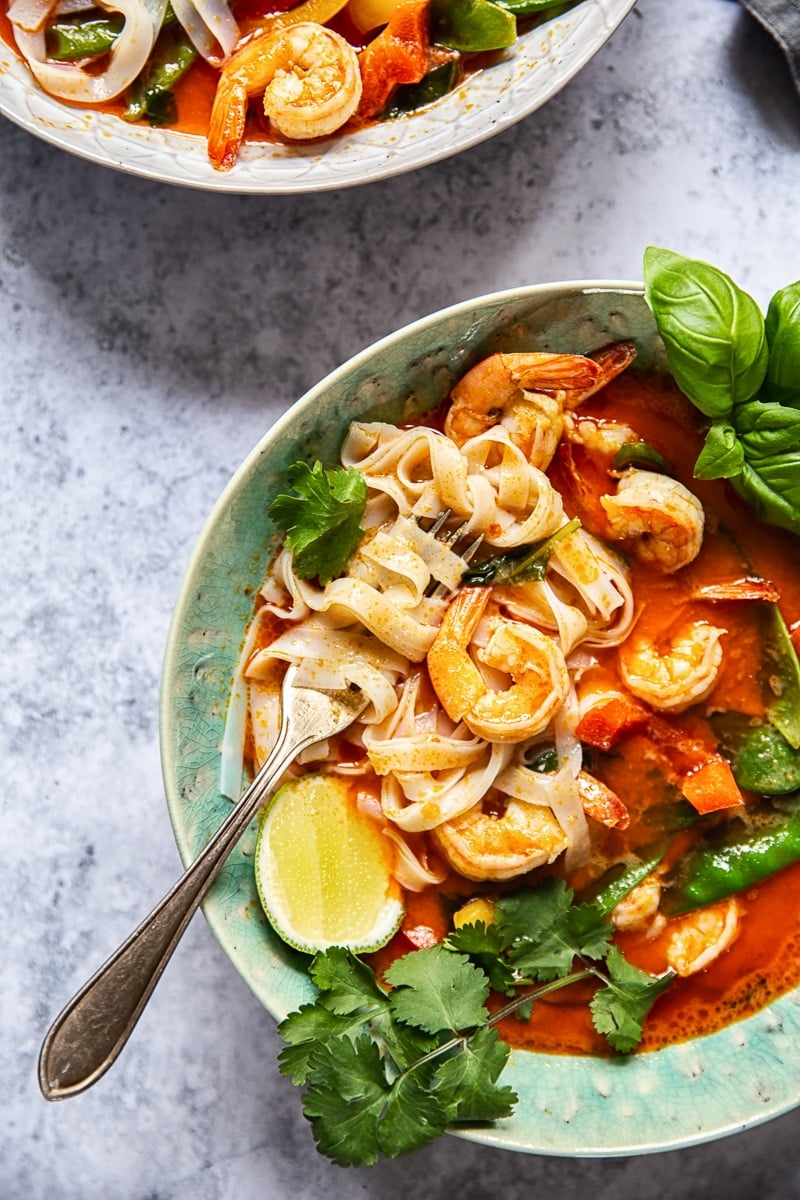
[208,22,361,169]
[601,469,705,574]
[427,586,570,743]
[444,341,636,470]
[208,74,250,171]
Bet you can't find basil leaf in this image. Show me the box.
[643,247,768,418]
[730,401,800,535]
[764,281,800,407]
[460,518,579,586]
[693,420,745,480]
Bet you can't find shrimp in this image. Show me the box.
[611,876,665,936]
[619,621,725,713]
[208,22,361,170]
[433,769,625,882]
[664,897,741,977]
[562,413,640,459]
[600,469,705,574]
[444,341,637,471]
[427,586,570,743]
[433,796,567,881]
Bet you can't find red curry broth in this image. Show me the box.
[372,368,800,1056]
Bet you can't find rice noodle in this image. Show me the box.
[221,376,644,880]
[170,0,239,63]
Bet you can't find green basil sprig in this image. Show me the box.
[643,247,800,535]
[460,518,580,587]
[764,281,800,407]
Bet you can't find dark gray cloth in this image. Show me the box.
[739,0,800,93]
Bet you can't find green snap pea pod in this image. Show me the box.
[732,724,800,795]
[710,605,800,795]
[383,60,461,118]
[764,603,800,749]
[613,441,673,476]
[494,0,572,15]
[430,0,516,52]
[46,15,124,60]
[576,842,670,916]
[123,25,197,126]
[661,800,800,915]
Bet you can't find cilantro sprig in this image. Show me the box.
[277,879,672,1166]
[268,460,367,584]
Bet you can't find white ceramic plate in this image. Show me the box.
[0,0,635,192]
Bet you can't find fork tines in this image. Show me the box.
[415,511,484,598]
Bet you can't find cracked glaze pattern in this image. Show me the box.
[159,282,800,1158]
[0,0,635,192]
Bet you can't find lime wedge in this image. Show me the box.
[255,773,404,954]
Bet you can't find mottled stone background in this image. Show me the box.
[4,0,800,1195]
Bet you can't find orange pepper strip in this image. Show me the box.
[356,0,430,120]
[679,756,744,815]
[577,697,744,815]
[646,715,744,814]
[575,695,650,752]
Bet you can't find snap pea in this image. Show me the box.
[429,0,516,53]
[576,842,670,916]
[383,60,461,118]
[123,24,197,126]
[764,603,800,749]
[732,724,800,795]
[494,0,569,12]
[661,799,800,915]
[46,15,123,60]
[613,441,673,476]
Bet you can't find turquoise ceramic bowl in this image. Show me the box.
[159,283,800,1156]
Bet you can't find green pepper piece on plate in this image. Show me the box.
[123,24,198,126]
[430,0,516,53]
[46,15,124,60]
[383,60,462,117]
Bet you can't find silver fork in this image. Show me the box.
[38,665,368,1101]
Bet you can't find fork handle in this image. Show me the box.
[38,709,317,1101]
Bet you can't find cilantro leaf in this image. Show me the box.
[496,878,613,981]
[566,903,617,962]
[435,1026,517,1123]
[302,1035,389,1167]
[385,944,489,1034]
[371,1008,441,1071]
[309,947,389,1016]
[378,1067,448,1158]
[589,946,673,1053]
[445,920,518,993]
[277,1003,368,1085]
[268,460,366,584]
